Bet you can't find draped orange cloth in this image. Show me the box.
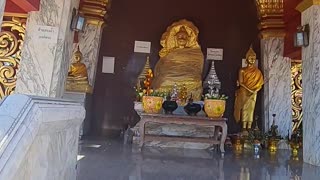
[234,67,264,123]
[152,47,204,100]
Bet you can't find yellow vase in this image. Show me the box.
[204,99,226,118]
[142,96,164,114]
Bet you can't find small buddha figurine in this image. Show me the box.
[234,46,264,132]
[66,46,92,93]
[152,19,204,100]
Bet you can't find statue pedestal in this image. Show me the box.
[66,80,93,94]
[132,102,219,150]
[63,91,92,138]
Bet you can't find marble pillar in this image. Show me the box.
[0,0,5,31]
[261,38,292,137]
[15,0,80,98]
[300,4,320,167]
[74,23,103,87]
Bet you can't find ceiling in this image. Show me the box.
[4,0,40,14]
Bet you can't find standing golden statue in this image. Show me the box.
[234,46,264,131]
[66,46,92,93]
[152,19,204,101]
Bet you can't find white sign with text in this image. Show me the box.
[134,41,151,53]
[207,48,223,60]
[34,25,59,44]
[102,56,115,74]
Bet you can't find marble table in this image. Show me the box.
[139,113,228,154]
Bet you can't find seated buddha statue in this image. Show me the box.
[66,46,92,93]
[152,19,204,101]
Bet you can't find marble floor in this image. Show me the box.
[77,137,320,180]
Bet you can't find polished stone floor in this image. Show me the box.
[77,137,320,180]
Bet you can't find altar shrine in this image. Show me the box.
[4,0,320,171]
[130,19,263,151]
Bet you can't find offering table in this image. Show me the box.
[139,113,228,153]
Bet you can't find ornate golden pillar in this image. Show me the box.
[71,0,109,88]
[291,60,302,132]
[296,0,320,166]
[0,15,27,99]
[256,0,292,137]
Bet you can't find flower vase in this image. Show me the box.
[204,99,226,118]
[142,96,164,114]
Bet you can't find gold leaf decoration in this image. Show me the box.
[0,16,26,99]
[291,61,302,132]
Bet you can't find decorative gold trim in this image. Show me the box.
[4,13,28,18]
[258,20,285,30]
[291,59,302,63]
[259,30,286,39]
[256,0,284,19]
[256,0,285,38]
[79,0,110,27]
[296,0,320,12]
[86,18,105,27]
[83,0,109,7]
[291,60,302,132]
[0,16,26,99]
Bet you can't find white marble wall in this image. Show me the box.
[0,0,5,31]
[0,94,85,180]
[15,0,80,98]
[301,5,320,167]
[261,38,292,138]
[73,23,103,87]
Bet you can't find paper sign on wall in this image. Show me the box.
[102,56,115,74]
[34,25,59,43]
[134,41,151,53]
[207,48,223,60]
[242,59,259,68]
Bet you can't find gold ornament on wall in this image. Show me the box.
[291,61,302,132]
[0,16,26,99]
[255,0,285,39]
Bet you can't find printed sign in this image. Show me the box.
[102,56,115,74]
[34,25,59,43]
[134,41,151,53]
[207,48,223,60]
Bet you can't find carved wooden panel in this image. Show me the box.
[0,16,26,99]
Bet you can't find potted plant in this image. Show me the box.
[203,93,228,118]
[265,114,282,153]
[289,128,302,157]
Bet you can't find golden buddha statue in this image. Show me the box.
[152,19,204,101]
[234,46,264,131]
[66,46,92,93]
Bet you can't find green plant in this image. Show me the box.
[204,93,228,100]
[145,91,166,98]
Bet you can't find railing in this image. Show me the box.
[0,94,85,180]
